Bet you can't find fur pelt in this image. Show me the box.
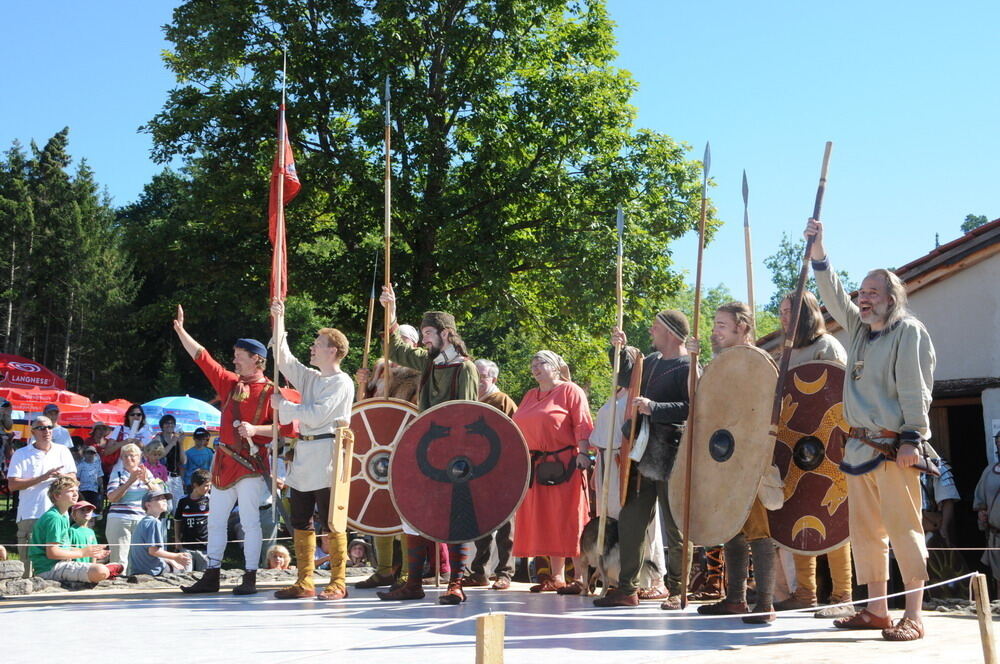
[636,423,681,482]
[367,360,421,405]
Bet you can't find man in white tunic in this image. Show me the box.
[270,301,355,600]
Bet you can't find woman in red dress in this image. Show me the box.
[512,350,594,594]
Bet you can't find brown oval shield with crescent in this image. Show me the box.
[347,398,419,535]
[768,360,850,554]
[389,400,530,543]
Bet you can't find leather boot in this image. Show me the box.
[377,578,425,601]
[181,567,221,594]
[275,529,317,599]
[233,569,258,595]
[318,532,348,600]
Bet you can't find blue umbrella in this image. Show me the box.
[143,395,221,430]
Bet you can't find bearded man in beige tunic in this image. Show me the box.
[807,219,936,642]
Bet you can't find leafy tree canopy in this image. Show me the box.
[133,0,717,405]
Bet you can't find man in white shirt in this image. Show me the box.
[8,415,77,576]
[41,404,73,449]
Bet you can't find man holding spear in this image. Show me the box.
[806,218,935,641]
[593,310,693,610]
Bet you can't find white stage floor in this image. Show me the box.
[3,582,986,663]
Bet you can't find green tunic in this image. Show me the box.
[387,329,478,411]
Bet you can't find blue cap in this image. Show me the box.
[234,338,267,358]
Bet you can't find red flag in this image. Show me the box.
[269,104,301,301]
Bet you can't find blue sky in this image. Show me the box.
[2,1,997,307]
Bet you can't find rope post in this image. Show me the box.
[974,572,998,664]
[475,613,505,664]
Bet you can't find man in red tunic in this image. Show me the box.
[172,305,284,595]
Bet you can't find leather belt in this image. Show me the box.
[849,427,898,440]
[297,433,336,442]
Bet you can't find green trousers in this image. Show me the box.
[618,471,689,595]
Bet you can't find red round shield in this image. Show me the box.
[347,398,419,535]
[389,400,530,543]
[769,361,851,554]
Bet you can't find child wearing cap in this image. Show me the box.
[69,501,101,563]
[129,488,191,576]
[76,445,104,509]
[181,427,214,493]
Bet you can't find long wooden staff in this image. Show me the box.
[382,76,393,397]
[679,142,710,610]
[596,207,626,554]
[358,251,379,400]
[270,50,289,531]
[768,142,833,438]
[742,170,756,340]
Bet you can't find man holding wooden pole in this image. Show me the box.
[806,218,935,641]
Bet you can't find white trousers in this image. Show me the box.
[207,476,266,570]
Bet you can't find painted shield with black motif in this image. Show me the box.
[669,345,778,547]
[389,400,530,543]
[347,398,419,535]
[768,361,850,554]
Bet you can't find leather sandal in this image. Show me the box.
[637,586,669,601]
[882,617,924,641]
[556,580,585,595]
[697,599,749,615]
[461,573,489,587]
[530,575,566,593]
[377,582,425,601]
[491,576,511,590]
[438,580,467,605]
[354,572,396,589]
[833,608,892,630]
[317,585,348,600]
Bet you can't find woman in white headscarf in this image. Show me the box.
[512,350,594,594]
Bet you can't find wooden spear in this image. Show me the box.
[768,143,833,441]
[742,170,756,339]
[596,207,626,554]
[679,142,710,610]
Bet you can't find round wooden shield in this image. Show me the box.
[769,361,851,554]
[347,398,419,535]
[389,400,530,543]
[669,345,778,546]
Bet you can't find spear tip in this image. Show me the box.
[703,141,711,177]
[742,170,749,205]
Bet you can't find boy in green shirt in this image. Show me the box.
[29,476,120,583]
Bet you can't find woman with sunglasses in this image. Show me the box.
[104,405,155,472]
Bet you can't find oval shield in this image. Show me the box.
[669,345,778,546]
[389,400,530,543]
[347,398,419,535]
[768,360,850,554]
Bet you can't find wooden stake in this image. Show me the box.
[597,207,626,554]
[475,613,506,664]
[382,76,393,396]
[974,573,998,664]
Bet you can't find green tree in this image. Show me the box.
[137,0,716,404]
[961,213,989,233]
[0,130,137,398]
[763,232,854,314]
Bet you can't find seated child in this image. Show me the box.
[266,544,293,570]
[129,488,191,576]
[174,469,211,571]
[76,446,104,509]
[29,476,119,583]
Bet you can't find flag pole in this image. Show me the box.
[270,49,289,538]
[382,76,392,397]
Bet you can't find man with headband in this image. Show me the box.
[594,310,694,610]
[374,284,480,606]
[172,305,287,595]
